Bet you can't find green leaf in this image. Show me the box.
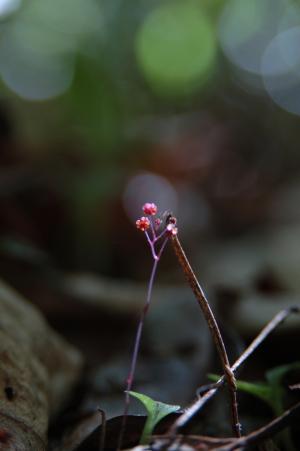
[209,362,300,417]
[208,374,275,411]
[265,362,300,416]
[235,380,274,406]
[266,362,300,388]
[128,391,180,444]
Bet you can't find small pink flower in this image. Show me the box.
[136,216,151,232]
[142,202,158,216]
[168,216,177,225]
[166,223,178,236]
[154,218,162,228]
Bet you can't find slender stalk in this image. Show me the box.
[145,231,159,260]
[117,255,161,450]
[168,306,299,435]
[170,233,241,437]
[231,306,299,374]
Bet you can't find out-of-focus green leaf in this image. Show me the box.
[265,362,300,415]
[209,362,300,413]
[266,362,300,388]
[209,373,274,406]
[209,363,300,450]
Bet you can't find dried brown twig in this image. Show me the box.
[217,400,300,450]
[167,306,299,435]
[154,400,300,450]
[170,231,241,437]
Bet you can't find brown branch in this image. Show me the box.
[170,233,241,437]
[167,306,299,435]
[155,401,300,450]
[216,400,300,450]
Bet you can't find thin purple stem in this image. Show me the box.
[154,228,167,243]
[157,236,169,259]
[117,253,160,450]
[149,216,156,239]
[145,231,159,260]
[126,258,158,392]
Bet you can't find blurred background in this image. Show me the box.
[1,0,300,435]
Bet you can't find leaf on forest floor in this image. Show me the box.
[128,391,180,444]
[0,280,83,450]
[52,411,101,451]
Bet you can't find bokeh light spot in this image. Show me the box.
[218,0,288,74]
[135,0,217,95]
[12,0,102,56]
[278,2,300,34]
[123,173,178,222]
[0,0,21,18]
[262,26,300,116]
[0,31,74,101]
[0,0,102,100]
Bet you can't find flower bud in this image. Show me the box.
[166,223,178,236]
[142,202,158,216]
[154,218,162,228]
[136,216,151,232]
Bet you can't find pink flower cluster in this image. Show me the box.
[136,203,177,237]
[142,202,157,216]
[135,217,150,232]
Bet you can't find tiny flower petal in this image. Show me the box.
[168,216,177,225]
[136,216,150,232]
[143,202,158,215]
[166,223,178,236]
[154,218,162,228]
